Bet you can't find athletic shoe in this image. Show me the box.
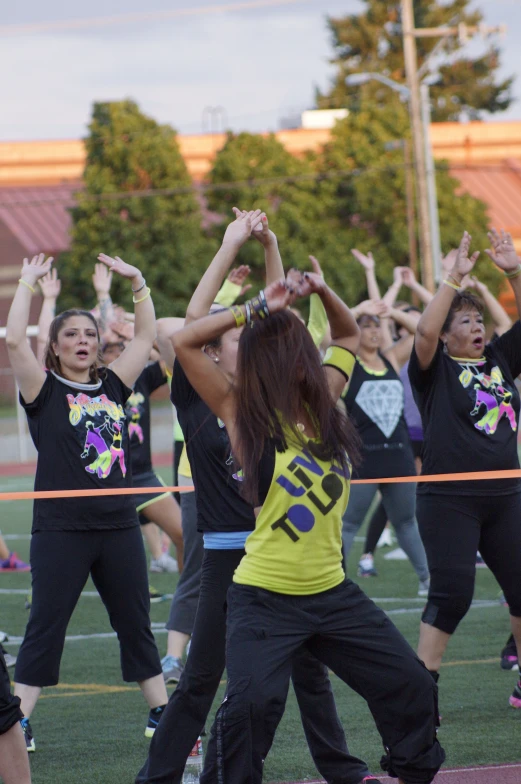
[501,635,519,671]
[360,778,383,783]
[21,718,35,752]
[0,631,8,644]
[149,586,166,604]
[145,705,166,738]
[418,578,430,597]
[161,655,184,684]
[383,547,407,561]
[150,553,178,574]
[509,680,521,708]
[357,554,378,577]
[376,527,393,548]
[0,644,16,668]
[0,552,30,572]
[476,551,487,568]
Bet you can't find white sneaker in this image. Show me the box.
[418,578,430,597]
[383,547,407,561]
[376,527,393,548]
[150,553,179,573]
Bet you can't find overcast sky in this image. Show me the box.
[1,0,520,141]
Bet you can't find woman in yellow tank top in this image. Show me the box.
[171,213,444,784]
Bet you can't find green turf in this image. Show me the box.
[0,468,520,783]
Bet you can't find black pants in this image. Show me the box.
[15,528,162,686]
[0,650,22,735]
[172,440,185,505]
[417,492,521,634]
[364,499,387,554]
[203,580,444,784]
[137,549,368,784]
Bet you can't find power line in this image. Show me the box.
[0,0,318,36]
[0,161,512,210]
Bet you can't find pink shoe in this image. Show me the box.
[0,552,30,572]
[509,680,521,708]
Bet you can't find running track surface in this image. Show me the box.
[284,763,521,784]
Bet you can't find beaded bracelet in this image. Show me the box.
[230,305,246,328]
[133,287,151,304]
[505,265,521,280]
[18,279,35,294]
[442,279,460,291]
[132,277,147,294]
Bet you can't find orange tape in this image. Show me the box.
[0,469,520,501]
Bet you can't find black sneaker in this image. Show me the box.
[149,586,166,604]
[21,718,35,752]
[145,705,166,738]
[501,634,519,671]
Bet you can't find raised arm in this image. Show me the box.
[306,256,329,348]
[382,306,419,371]
[36,269,61,365]
[401,266,433,306]
[415,232,480,370]
[185,209,263,325]
[382,266,405,307]
[351,249,381,300]
[251,214,284,284]
[483,228,521,324]
[214,266,251,306]
[97,254,156,389]
[156,317,186,372]
[465,275,512,337]
[92,263,115,336]
[6,254,52,403]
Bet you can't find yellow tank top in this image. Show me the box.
[177,443,192,479]
[234,435,351,595]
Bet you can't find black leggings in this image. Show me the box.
[136,549,369,784]
[417,492,521,634]
[15,528,162,686]
[0,650,22,735]
[203,580,444,784]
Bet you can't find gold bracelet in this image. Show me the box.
[18,279,35,294]
[442,279,461,291]
[230,305,246,328]
[133,287,151,304]
[505,265,521,280]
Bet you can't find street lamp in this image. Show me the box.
[345,72,442,285]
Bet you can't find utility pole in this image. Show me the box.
[400,0,505,292]
[401,0,433,291]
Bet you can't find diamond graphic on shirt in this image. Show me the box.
[355,380,404,438]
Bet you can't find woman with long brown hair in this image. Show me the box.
[170,237,444,784]
[6,252,168,752]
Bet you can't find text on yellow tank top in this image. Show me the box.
[234,436,351,595]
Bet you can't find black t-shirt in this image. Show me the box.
[342,355,415,479]
[21,370,138,532]
[408,321,521,496]
[171,359,255,534]
[126,361,167,476]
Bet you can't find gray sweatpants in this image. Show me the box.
[166,476,204,634]
[342,482,429,581]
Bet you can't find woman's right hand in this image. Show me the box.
[21,254,54,286]
[351,248,375,271]
[263,278,298,314]
[449,232,480,281]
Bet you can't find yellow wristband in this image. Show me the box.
[230,305,246,328]
[133,287,151,304]
[323,345,356,382]
[18,279,36,294]
[443,279,461,291]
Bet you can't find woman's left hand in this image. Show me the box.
[286,257,327,298]
[485,228,520,272]
[97,254,143,282]
[263,278,298,314]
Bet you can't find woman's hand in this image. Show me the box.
[485,228,520,273]
[20,254,54,286]
[286,257,326,298]
[263,278,297,314]
[227,265,252,296]
[351,248,375,271]
[223,209,263,249]
[92,262,113,297]
[97,254,143,286]
[449,232,480,282]
[39,268,61,300]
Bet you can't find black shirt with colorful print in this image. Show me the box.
[21,369,138,531]
[342,354,415,479]
[170,358,255,534]
[408,320,521,496]
[126,361,167,476]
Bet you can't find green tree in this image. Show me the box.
[317,0,513,121]
[61,100,215,316]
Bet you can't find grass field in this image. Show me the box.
[1,467,520,783]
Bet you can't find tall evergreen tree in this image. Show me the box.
[61,100,215,316]
[317,0,513,121]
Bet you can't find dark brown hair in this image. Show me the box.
[442,291,485,334]
[234,310,361,504]
[44,310,105,383]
